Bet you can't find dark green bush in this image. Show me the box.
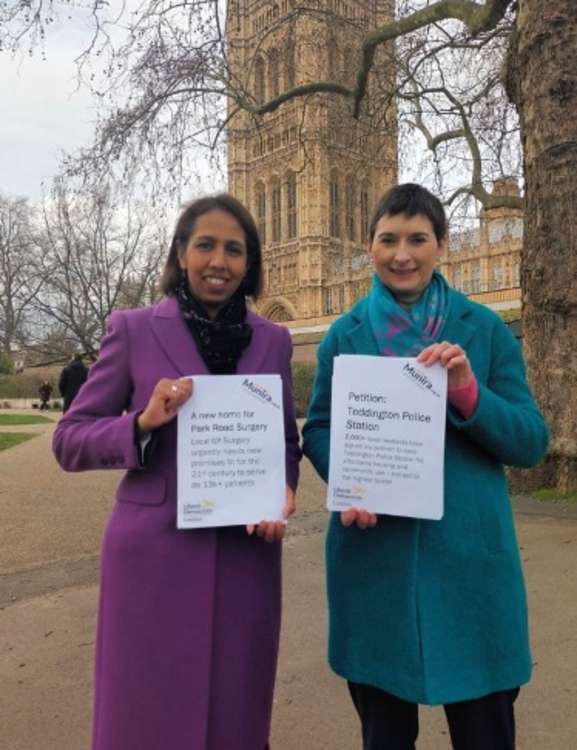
[292,362,316,418]
[0,352,14,375]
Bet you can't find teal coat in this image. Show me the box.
[302,288,549,705]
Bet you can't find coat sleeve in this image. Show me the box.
[52,311,141,472]
[447,319,549,467]
[279,327,301,490]
[301,331,336,483]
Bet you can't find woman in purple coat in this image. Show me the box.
[53,194,301,750]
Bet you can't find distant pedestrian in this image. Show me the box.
[38,381,52,410]
[58,354,88,412]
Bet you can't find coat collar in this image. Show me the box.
[344,288,476,354]
[150,296,269,376]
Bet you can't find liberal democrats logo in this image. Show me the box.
[333,484,367,502]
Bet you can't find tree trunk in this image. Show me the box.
[514,1,577,491]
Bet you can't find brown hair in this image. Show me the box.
[160,194,263,298]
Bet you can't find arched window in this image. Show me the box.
[285,171,297,239]
[491,258,503,290]
[360,182,369,243]
[330,172,341,239]
[328,41,338,80]
[323,285,344,315]
[512,259,520,287]
[268,303,293,322]
[343,46,354,86]
[268,49,280,100]
[285,37,296,90]
[345,176,355,241]
[254,56,265,103]
[453,266,462,290]
[271,178,282,243]
[471,261,481,293]
[256,182,266,245]
[253,133,264,158]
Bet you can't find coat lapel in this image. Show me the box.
[345,320,380,355]
[150,299,270,376]
[236,312,270,375]
[150,297,209,376]
[345,302,381,356]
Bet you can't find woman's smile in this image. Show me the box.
[203,275,229,288]
[388,267,418,276]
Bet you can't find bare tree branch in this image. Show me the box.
[32,178,166,359]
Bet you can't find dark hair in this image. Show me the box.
[368,183,447,243]
[160,193,263,299]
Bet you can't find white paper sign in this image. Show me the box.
[327,355,447,520]
[177,374,286,528]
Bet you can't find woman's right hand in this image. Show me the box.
[137,377,193,433]
[340,508,378,529]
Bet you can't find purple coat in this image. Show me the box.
[53,297,301,750]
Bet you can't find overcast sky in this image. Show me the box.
[0,11,102,203]
[0,3,472,220]
[0,2,225,209]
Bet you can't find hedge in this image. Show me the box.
[292,362,316,418]
[0,373,58,399]
[2,366,317,417]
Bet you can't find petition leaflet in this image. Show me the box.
[177,374,286,528]
[327,355,447,520]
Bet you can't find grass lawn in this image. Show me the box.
[0,433,37,451]
[0,413,54,426]
[532,488,577,504]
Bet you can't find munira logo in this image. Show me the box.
[402,363,441,397]
[242,378,281,408]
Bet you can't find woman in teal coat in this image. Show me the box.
[303,184,548,750]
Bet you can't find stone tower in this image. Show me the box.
[226,1,397,325]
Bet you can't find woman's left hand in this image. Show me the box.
[417,341,474,389]
[246,486,295,543]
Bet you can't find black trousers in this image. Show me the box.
[348,681,519,750]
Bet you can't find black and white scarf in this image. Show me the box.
[175,274,253,374]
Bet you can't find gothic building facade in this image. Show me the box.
[226,1,397,326]
[439,178,523,312]
[226,5,522,331]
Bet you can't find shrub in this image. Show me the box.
[0,352,14,375]
[292,362,316,418]
[0,372,58,399]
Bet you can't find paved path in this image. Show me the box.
[1,411,577,749]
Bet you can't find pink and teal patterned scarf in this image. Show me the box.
[367,270,449,357]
